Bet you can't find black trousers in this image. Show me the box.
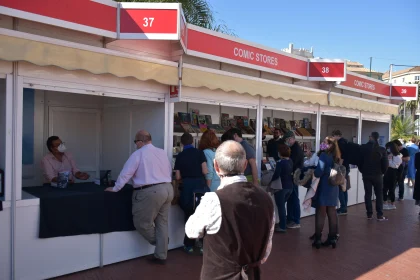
[363,175,384,218]
[398,165,408,199]
[383,168,397,203]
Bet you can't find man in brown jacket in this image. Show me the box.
[186,140,275,280]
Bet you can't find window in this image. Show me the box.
[415,76,420,81]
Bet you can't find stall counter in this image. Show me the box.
[11,191,185,280]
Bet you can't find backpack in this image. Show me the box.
[329,163,346,186]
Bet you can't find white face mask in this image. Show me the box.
[57,143,67,153]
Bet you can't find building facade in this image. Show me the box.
[382,66,420,84]
[346,61,383,80]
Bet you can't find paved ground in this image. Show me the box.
[56,187,420,280]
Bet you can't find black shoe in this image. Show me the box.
[309,232,322,240]
[322,235,339,249]
[312,235,322,249]
[146,256,166,265]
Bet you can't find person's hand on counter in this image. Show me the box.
[75,172,90,180]
[105,187,116,192]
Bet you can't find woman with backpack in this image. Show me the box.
[383,142,402,210]
[312,136,342,249]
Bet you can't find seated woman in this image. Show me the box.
[41,136,90,183]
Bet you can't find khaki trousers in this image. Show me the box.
[132,183,174,260]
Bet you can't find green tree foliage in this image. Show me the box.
[114,0,236,35]
[391,115,415,140]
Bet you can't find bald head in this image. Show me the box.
[135,130,152,142]
[215,140,247,176]
[134,130,152,149]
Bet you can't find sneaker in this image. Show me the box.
[337,211,348,216]
[183,246,194,254]
[377,216,388,222]
[398,198,404,201]
[390,205,397,210]
[275,225,286,233]
[383,204,390,210]
[367,215,373,220]
[287,222,301,229]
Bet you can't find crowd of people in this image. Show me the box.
[43,128,420,279]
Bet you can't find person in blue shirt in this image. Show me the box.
[199,130,221,192]
[271,143,294,233]
[312,136,341,249]
[174,133,210,254]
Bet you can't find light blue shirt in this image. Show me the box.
[203,149,221,192]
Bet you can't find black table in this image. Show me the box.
[23,183,135,238]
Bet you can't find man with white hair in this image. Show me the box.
[186,140,274,280]
[105,130,173,264]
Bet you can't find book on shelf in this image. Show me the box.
[208,124,225,134]
[221,113,229,127]
[290,120,297,130]
[178,112,191,124]
[241,126,255,135]
[197,115,208,132]
[189,108,200,127]
[306,128,316,137]
[191,125,201,133]
[250,119,256,131]
[296,128,312,137]
[273,118,281,129]
[205,115,213,126]
[181,124,196,134]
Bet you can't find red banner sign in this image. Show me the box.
[308,60,346,81]
[337,73,390,97]
[187,27,308,79]
[120,8,178,39]
[0,0,116,37]
[180,13,187,50]
[391,84,418,100]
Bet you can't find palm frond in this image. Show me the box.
[391,115,416,140]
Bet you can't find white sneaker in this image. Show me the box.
[390,205,397,210]
[383,204,390,210]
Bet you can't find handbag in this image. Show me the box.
[268,159,283,193]
[329,163,346,186]
[261,170,274,187]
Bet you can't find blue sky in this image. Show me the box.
[209,0,420,73]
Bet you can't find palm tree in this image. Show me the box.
[114,0,236,35]
[391,115,415,140]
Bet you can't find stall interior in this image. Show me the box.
[21,89,166,189]
[361,120,390,147]
[321,115,359,206]
[261,109,316,161]
[173,102,257,167]
[0,78,5,200]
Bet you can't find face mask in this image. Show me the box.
[320,143,329,151]
[387,148,391,153]
[57,143,67,153]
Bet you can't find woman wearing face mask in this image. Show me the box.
[312,137,341,249]
[41,136,90,183]
[383,142,402,210]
